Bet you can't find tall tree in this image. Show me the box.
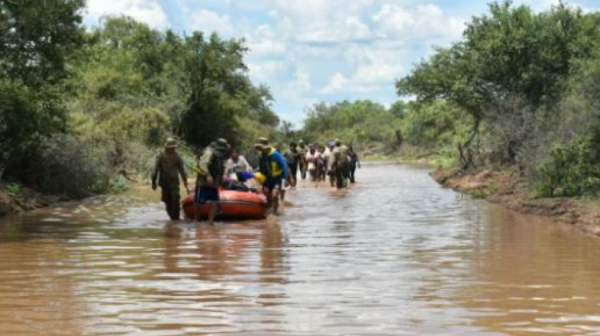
[0,0,84,173]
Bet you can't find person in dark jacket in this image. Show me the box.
[284,142,301,188]
[348,145,361,183]
[195,138,230,225]
[152,137,188,220]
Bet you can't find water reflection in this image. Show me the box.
[457,207,600,335]
[0,164,600,335]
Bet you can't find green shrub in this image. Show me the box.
[535,137,600,197]
[9,134,114,197]
[5,183,22,198]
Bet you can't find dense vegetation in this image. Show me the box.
[397,1,600,197]
[0,0,280,197]
[4,0,600,202]
[301,1,600,198]
[299,100,467,164]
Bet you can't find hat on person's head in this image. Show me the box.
[165,137,178,148]
[216,138,229,147]
[254,137,270,150]
[298,140,305,145]
[327,140,336,148]
[212,138,230,153]
[335,138,342,146]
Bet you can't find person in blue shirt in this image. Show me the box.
[255,137,289,215]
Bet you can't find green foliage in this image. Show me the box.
[302,100,403,152]
[396,0,600,196]
[0,0,84,171]
[1,11,279,198]
[399,2,600,113]
[0,0,84,86]
[398,1,600,168]
[12,134,114,197]
[400,101,470,149]
[535,137,600,197]
[5,184,22,198]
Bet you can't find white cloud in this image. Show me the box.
[320,61,404,94]
[86,0,169,29]
[247,60,286,83]
[247,25,287,57]
[373,4,465,42]
[189,9,234,36]
[269,0,375,43]
[321,72,349,94]
[320,44,405,94]
[294,69,311,92]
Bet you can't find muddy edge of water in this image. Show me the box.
[433,167,600,237]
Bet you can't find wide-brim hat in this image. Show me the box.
[254,137,270,149]
[165,137,178,148]
[212,138,230,153]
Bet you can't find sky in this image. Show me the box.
[83,0,599,125]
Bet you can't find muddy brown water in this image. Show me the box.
[1,163,600,336]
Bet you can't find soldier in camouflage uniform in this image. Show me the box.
[152,137,188,220]
[298,140,308,180]
[331,139,350,189]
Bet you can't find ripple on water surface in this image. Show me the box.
[1,164,600,335]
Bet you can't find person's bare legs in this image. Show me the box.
[272,189,281,215]
[207,201,218,225]
[265,188,274,214]
[194,203,202,223]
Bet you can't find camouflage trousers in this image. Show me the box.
[161,186,181,220]
[335,162,350,189]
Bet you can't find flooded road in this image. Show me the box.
[1,163,600,336]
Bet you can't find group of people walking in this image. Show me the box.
[300,140,361,187]
[151,136,360,224]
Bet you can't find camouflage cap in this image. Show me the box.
[254,137,270,149]
[213,138,230,153]
[165,137,178,148]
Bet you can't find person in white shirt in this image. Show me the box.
[225,148,252,176]
[305,146,321,181]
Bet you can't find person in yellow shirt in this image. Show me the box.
[255,138,289,215]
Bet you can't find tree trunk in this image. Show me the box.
[458,116,481,170]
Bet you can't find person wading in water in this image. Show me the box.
[255,137,288,216]
[284,141,301,188]
[297,140,308,180]
[152,137,189,220]
[331,139,350,189]
[348,145,361,183]
[195,138,230,225]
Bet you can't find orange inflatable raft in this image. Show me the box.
[182,189,268,220]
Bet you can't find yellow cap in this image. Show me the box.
[254,172,266,184]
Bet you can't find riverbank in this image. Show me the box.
[0,183,68,216]
[433,168,600,237]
